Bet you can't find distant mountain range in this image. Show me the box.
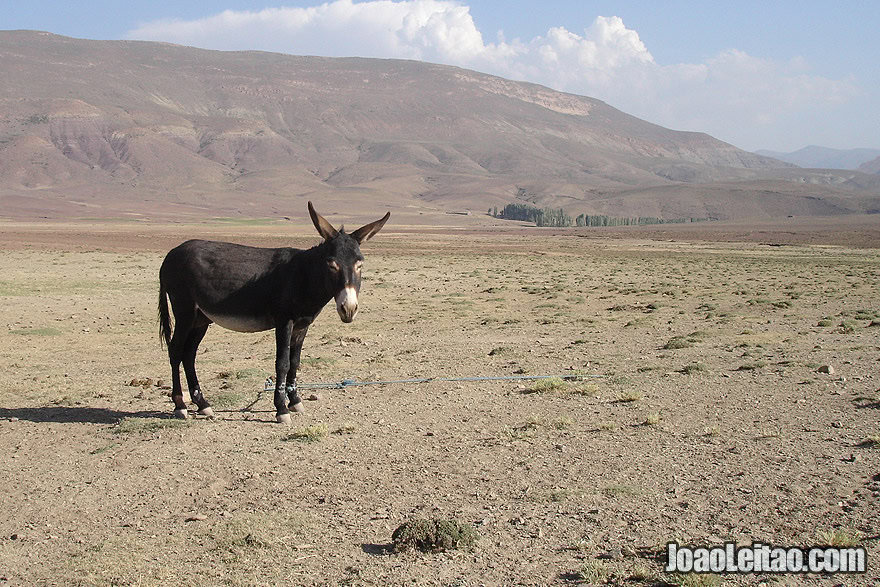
[1,31,879,221]
[756,146,880,171]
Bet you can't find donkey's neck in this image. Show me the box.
[295,241,336,308]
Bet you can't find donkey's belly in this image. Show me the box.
[202,309,274,333]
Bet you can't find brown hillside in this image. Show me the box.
[1,30,878,221]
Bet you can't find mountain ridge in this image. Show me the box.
[1,30,878,221]
[755,145,880,171]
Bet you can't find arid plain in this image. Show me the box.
[0,219,878,586]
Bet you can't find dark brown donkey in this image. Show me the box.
[158,202,389,423]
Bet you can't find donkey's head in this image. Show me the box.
[308,201,390,323]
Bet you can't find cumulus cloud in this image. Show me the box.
[128,0,858,150]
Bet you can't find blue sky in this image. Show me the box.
[5,1,879,152]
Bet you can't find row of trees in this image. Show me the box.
[489,204,710,227]
[490,203,572,227]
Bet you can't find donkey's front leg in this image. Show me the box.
[273,320,294,424]
[287,318,313,414]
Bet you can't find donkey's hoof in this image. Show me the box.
[198,407,215,419]
[290,401,305,413]
[276,412,292,425]
[173,408,189,420]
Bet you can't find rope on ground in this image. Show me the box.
[262,372,604,391]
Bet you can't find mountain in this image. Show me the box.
[2,31,879,221]
[859,156,880,175]
[756,146,880,170]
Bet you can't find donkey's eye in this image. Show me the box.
[354,261,363,273]
[328,260,340,272]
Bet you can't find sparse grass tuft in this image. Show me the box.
[839,320,857,333]
[552,416,574,430]
[211,513,303,556]
[817,528,863,547]
[737,360,767,371]
[680,362,707,375]
[282,424,328,443]
[114,417,192,435]
[579,560,612,583]
[853,309,878,320]
[210,390,249,409]
[301,356,337,370]
[529,377,567,393]
[663,336,692,350]
[234,368,262,380]
[571,382,600,397]
[664,330,711,350]
[628,563,658,582]
[617,390,643,402]
[643,412,661,426]
[602,484,640,497]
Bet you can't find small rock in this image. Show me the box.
[307,393,322,401]
[818,365,835,375]
[600,546,624,560]
[185,514,208,522]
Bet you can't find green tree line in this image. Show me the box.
[490,203,710,227]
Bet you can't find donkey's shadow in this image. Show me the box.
[0,406,168,424]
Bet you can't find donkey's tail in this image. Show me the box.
[158,281,172,348]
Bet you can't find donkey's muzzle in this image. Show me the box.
[336,286,359,323]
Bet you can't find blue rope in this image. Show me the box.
[263,373,603,391]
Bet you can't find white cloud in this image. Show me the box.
[128,0,859,150]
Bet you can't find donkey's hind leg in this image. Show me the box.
[167,299,197,419]
[183,317,213,418]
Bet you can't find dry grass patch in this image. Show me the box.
[528,376,567,393]
[114,417,192,435]
[617,390,643,403]
[816,528,863,547]
[282,424,328,443]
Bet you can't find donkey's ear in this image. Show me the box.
[308,201,338,241]
[351,211,390,244]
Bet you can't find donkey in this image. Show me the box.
[158,202,390,423]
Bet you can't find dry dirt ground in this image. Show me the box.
[0,221,879,586]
